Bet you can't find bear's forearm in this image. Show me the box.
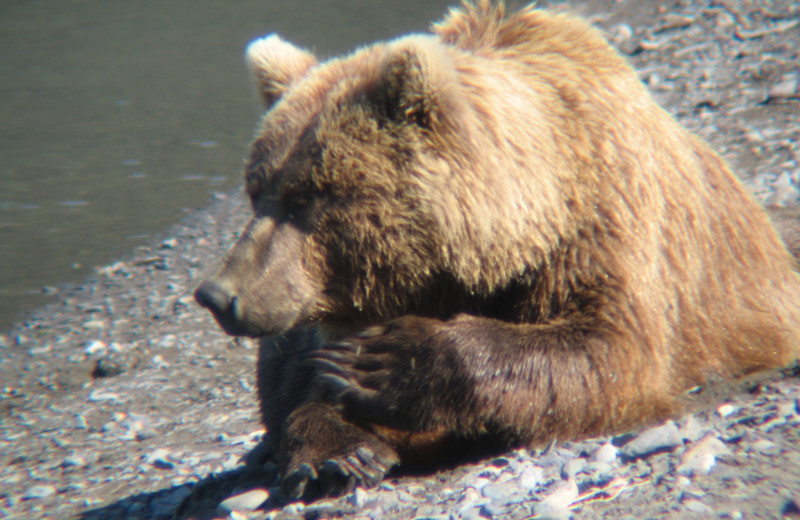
[314,313,671,446]
[432,314,671,443]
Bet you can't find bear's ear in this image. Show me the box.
[245,35,318,109]
[377,35,457,128]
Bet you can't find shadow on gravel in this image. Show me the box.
[78,467,266,520]
[77,482,196,520]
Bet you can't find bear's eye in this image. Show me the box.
[281,192,314,222]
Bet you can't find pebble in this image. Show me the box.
[217,489,270,515]
[532,478,578,515]
[749,438,779,454]
[143,448,175,469]
[621,420,683,459]
[679,416,705,442]
[683,499,713,514]
[677,434,732,476]
[717,404,737,418]
[768,74,799,101]
[481,481,512,501]
[777,400,799,418]
[88,390,121,403]
[347,487,369,508]
[561,457,585,479]
[517,464,544,489]
[83,320,105,330]
[84,340,107,357]
[583,461,614,481]
[73,414,88,429]
[591,442,618,464]
[23,485,56,500]
[62,455,87,468]
[479,502,502,518]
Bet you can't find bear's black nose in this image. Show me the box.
[194,280,235,322]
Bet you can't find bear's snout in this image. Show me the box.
[195,280,243,335]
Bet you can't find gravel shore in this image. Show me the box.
[1,1,799,519]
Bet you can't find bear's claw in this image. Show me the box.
[282,462,317,499]
[283,446,392,500]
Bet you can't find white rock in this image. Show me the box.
[683,499,713,514]
[347,487,368,508]
[518,464,544,489]
[23,485,56,500]
[84,340,107,356]
[622,420,683,458]
[533,478,578,515]
[88,390,121,403]
[591,442,618,464]
[217,489,270,515]
[677,434,732,476]
[717,404,736,418]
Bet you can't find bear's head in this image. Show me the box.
[195,31,574,337]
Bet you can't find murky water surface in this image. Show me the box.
[0,0,458,329]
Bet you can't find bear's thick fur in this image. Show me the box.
[195,1,800,500]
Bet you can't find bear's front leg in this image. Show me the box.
[313,313,674,449]
[280,402,399,500]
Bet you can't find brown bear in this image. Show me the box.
[194,0,800,501]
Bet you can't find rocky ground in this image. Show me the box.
[1,0,799,519]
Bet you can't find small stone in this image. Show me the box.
[283,502,305,514]
[217,489,270,515]
[83,320,105,330]
[88,390,121,403]
[679,416,704,442]
[609,23,634,47]
[518,465,544,488]
[750,439,779,454]
[460,507,483,520]
[591,442,618,464]
[622,420,683,459]
[768,75,800,101]
[715,11,735,30]
[471,477,491,489]
[481,478,525,506]
[532,478,578,515]
[347,487,369,508]
[84,340,107,357]
[561,458,585,479]
[717,404,736,418]
[777,400,798,418]
[144,449,174,469]
[683,499,712,514]
[93,357,124,378]
[677,435,732,476]
[73,414,88,429]
[681,487,707,500]
[62,455,87,468]
[160,238,179,249]
[481,481,511,501]
[479,502,501,518]
[459,487,484,509]
[23,485,56,500]
[490,456,511,467]
[583,461,613,479]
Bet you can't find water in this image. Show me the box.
[0,0,456,330]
